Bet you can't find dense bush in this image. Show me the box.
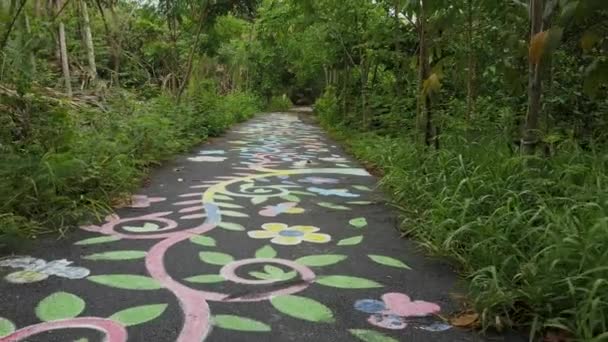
[318,101,608,339]
[0,89,260,249]
[266,95,293,112]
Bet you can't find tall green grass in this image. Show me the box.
[324,121,608,340]
[0,88,260,249]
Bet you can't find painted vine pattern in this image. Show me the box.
[0,115,451,342]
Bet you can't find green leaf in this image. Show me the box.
[368,255,411,270]
[214,194,234,201]
[184,274,225,284]
[255,245,277,258]
[109,304,167,327]
[349,329,399,342]
[88,275,162,290]
[75,236,121,246]
[82,250,146,261]
[0,318,15,338]
[35,292,85,322]
[199,252,234,266]
[353,185,372,192]
[316,276,382,289]
[317,202,350,210]
[280,195,301,202]
[249,271,275,280]
[216,202,244,209]
[347,201,373,205]
[220,210,249,218]
[291,191,315,196]
[264,265,285,277]
[337,236,363,246]
[251,196,269,205]
[218,222,245,231]
[190,235,217,247]
[349,217,368,228]
[123,223,160,233]
[295,255,346,267]
[213,315,271,332]
[270,295,334,323]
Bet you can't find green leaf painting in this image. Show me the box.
[251,197,269,205]
[74,236,121,246]
[337,236,363,246]
[347,201,373,205]
[353,185,372,192]
[109,304,168,327]
[316,276,383,289]
[214,194,234,201]
[82,250,146,261]
[255,245,277,258]
[270,295,334,323]
[220,210,249,218]
[349,217,368,228]
[190,235,217,247]
[35,292,85,322]
[213,315,271,332]
[317,202,350,210]
[215,202,244,209]
[291,191,315,196]
[218,222,246,231]
[280,195,300,202]
[295,255,346,267]
[184,274,225,284]
[368,255,411,270]
[88,275,162,290]
[199,252,234,266]
[349,329,399,342]
[0,318,15,338]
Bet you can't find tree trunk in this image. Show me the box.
[56,0,72,96]
[79,0,97,82]
[22,13,36,74]
[393,0,402,93]
[418,0,435,148]
[466,0,475,121]
[361,52,370,128]
[522,0,544,155]
[176,4,209,103]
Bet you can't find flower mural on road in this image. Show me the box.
[354,292,451,332]
[0,257,90,284]
[307,187,359,198]
[258,202,305,217]
[188,156,228,162]
[248,223,331,245]
[298,176,340,185]
[128,195,166,208]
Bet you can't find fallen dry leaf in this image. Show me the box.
[450,312,479,328]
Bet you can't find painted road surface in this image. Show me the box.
[0,112,522,342]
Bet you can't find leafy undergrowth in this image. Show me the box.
[323,125,608,341]
[0,88,260,249]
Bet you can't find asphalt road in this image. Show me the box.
[0,112,524,342]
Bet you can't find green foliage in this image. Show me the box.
[328,115,608,339]
[266,95,292,112]
[0,89,259,249]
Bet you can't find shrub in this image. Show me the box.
[0,88,260,250]
[266,94,293,112]
[324,108,608,339]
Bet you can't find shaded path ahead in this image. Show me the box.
[1,113,502,341]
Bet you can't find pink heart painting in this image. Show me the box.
[354,292,450,332]
[382,292,441,317]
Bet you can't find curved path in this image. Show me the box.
[0,112,519,342]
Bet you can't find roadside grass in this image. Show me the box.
[323,124,608,341]
[0,89,261,249]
